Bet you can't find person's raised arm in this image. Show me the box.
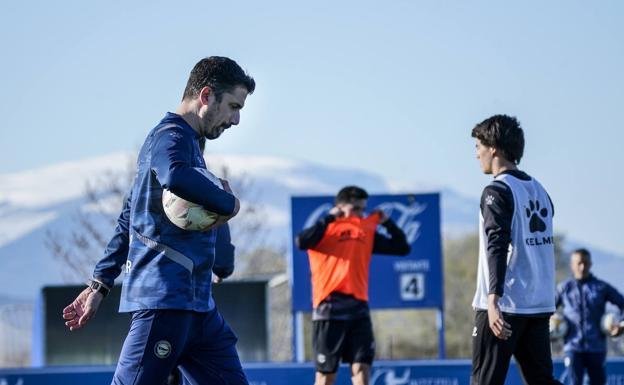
[296,214,337,250]
[372,211,410,256]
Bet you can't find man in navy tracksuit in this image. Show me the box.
[62,56,255,385]
[556,248,624,385]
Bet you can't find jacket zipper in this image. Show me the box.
[578,281,586,350]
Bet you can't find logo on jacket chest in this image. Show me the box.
[336,228,367,243]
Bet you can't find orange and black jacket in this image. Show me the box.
[296,212,410,319]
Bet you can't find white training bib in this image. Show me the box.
[472,173,556,314]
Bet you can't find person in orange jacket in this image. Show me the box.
[296,186,410,385]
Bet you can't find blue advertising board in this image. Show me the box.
[3,359,624,385]
[290,193,443,311]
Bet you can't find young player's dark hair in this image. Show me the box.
[182,56,255,102]
[572,248,591,260]
[335,186,368,204]
[471,114,525,164]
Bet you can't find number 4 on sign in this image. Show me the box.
[400,273,425,301]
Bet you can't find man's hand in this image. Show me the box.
[62,287,104,331]
[205,179,239,229]
[487,294,512,340]
[220,179,240,219]
[329,206,344,217]
[610,321,624,337]
[372,209,389,223]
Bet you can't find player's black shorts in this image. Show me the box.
[312,317,375,374]
[471,310,562,385]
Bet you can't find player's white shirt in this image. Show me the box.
[472,173,556,314]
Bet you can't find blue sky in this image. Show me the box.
[1,0,623,255]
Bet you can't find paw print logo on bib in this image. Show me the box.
[525,200,548,233]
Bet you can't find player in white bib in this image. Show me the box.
[470,115,562,385]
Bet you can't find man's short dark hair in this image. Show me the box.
[335,186,368,204]
[182,56,255,102]
[572,248,591,260]
[471,114,525,164]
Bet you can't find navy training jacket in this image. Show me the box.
[556,274,624,353]
[93,113,236,312]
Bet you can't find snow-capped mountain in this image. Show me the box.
[0,152,622,301]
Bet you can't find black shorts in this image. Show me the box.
[471,311,562,385]
[312,317,375,374]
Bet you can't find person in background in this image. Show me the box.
[296,185,410,385]
[555,248,624,385]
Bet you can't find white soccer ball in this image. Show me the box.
[549,313,568,340]
[601,312,622,335]
[162,170,224,231]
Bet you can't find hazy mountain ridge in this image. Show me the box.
[0,152,621,301]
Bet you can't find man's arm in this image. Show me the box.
[605,283,624,336]
[213,224,235,280]
[481,181,514,340]
[151,126,238,217]
[482,181,514,297]
[63,189,133,331]
[295,215,336,250]
[547,193,555,218]
[555,282,564,308]
[372,217,411,256]
[605,283,624,311]
[92,190,133,287]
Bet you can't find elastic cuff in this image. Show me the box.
[91,277,112,290]
[324,214,337,223]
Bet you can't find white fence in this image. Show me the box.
[0,303,33,368]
